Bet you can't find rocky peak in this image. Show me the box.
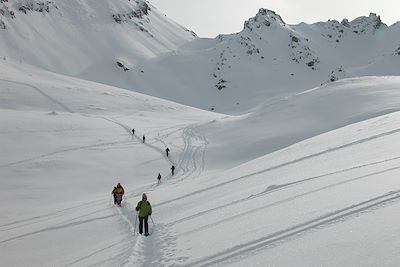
[256,8,285,24]
[342,12,386,34]
[112,0,150,23]
[244,8,285,32]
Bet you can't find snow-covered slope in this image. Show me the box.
[2,3,400,266]
[131,10,400,113]
[0,61,221,265]
[1,59,400,266]
[2,5,399,114]
[0,0,195,79]
[198,76,400,169]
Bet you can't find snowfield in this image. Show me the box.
[1,0,400,266]
[1,60,400,266]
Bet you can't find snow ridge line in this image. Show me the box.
[155,127,400,208]
[187,190,400,267]
[0,79,74,113]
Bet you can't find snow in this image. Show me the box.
[1,1,400,266]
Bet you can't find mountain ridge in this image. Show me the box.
[1,2,399,113]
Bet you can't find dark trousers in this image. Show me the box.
[138,216,149,234]
[115,195,123,205]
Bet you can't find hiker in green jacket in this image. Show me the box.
[136,193,152,236]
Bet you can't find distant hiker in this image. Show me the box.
[157,173,162,184]
[132,128,135,135]
[171,165,175,175]
[142,135,146,143]
[111,187,117,205]
[135,193,152,236]
[115,183,125,206]
[166,147,170,157]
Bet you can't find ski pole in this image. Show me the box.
[150,215,155,226]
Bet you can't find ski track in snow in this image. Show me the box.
[0,139,136,168]
[186,190,400,267]
[0,80,207,265]
[178,164,400,238]
[0,79,74,113]
[5,76,400,265]
[167,155,400,226]
[0,212,115,245]
[99,117,210,265]
[154,127,400,208]
[174,127,208,180]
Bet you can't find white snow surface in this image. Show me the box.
[2,2,400,266]
[2,60,400,266]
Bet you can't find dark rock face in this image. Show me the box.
[0,0,15,29]
[341,19,350,27]
[0,0,15,19]
[116,61,130,71]
[243,8,284,32]
[394,46,400,56]
[16,1,58,14]
[306,61,315,67]
[112,1,153,36]
[288,33,319,69]
[112,0,150,23]
[216,79,227,90]
[328,66,347,83]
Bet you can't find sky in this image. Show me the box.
[150,0,400,37]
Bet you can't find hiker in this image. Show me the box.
[171,165,175,175]
[132,128,135,135]
[135,193,152,236]
[166,147,170,157]
[111,187,117,205]
[157,173,161,184]
[115,183,124,206]
[142,135,145,143]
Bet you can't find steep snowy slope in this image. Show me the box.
[0,0,195,79]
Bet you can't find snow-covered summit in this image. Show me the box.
[243,8,286,31]
[343,12,387,34]
[129,9,400,113]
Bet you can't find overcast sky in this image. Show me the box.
[150,0,399,37]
